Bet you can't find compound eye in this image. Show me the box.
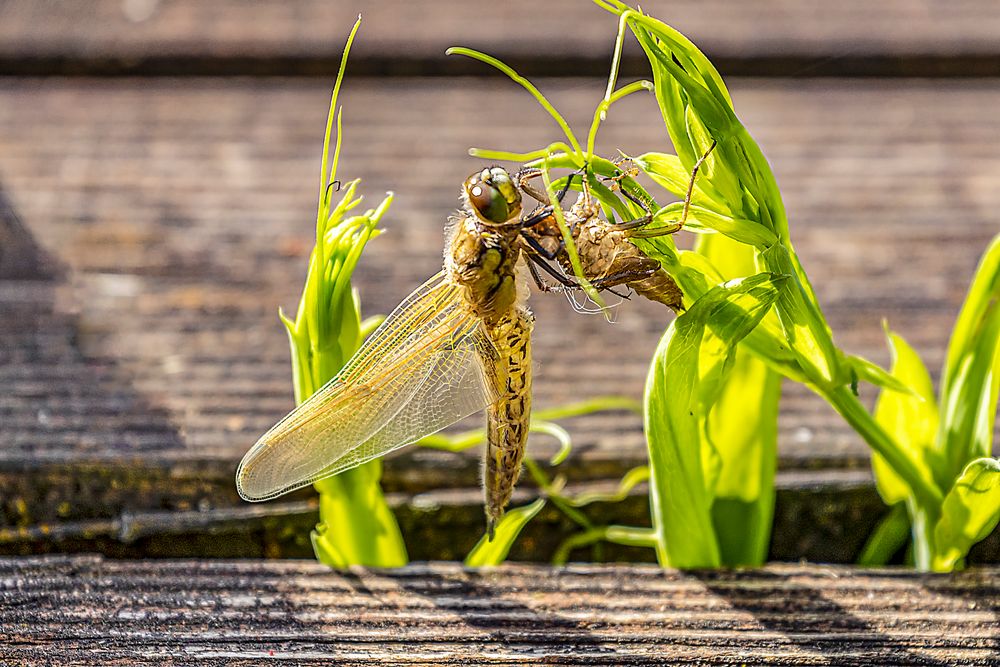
[467,179,510,224]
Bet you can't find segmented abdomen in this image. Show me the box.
[483,307,533,536]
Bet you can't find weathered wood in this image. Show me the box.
[2,0,1000,77]
[0,556,996,665]
[1,77,998,558]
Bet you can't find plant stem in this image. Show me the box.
[823,385,942,510]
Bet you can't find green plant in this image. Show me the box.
[281,18,406,567]
[863,237,1000,570]
[453,0,999,570]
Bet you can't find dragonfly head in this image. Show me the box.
[464,166,522,226]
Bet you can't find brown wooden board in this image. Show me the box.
[0,77,998,558]
[1,556,997,665]
[3,0,1000,77]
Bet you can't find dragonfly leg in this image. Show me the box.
[524,246,632,299]
[515,167,577,205]
[626,139,718,238]
[599,160,659,233]
[520,228,562,261]
[516,168,580,230]
[524,251,566,293]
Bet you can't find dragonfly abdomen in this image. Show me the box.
[483,307,533,538]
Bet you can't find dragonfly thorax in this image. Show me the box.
[446,212,523,326]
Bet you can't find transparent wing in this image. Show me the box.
[236,272,500,501]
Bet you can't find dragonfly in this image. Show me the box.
[516,142,717,312]
[237,167,533,538]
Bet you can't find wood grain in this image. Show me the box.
[1,556,997,665]
[2,0,1000,75]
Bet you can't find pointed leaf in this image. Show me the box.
[933,458,1000,570]
[849,354,917,396]
[464,498,546,567]
[871,329,939,506]
[634,151,719,213]
[942,234,1000,394]
[759,244,841,386]
[707,348,781,566]
[938,235,1000,480]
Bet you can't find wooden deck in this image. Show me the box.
[1,0,999,561]
[3,0,1000,76]
[2,556,997,665]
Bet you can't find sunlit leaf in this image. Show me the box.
[759,244,841,387]
[933,458,1000,570]
[633,152,713,207]
[274,16,406,568]
[847,354,914,395]
[707,347,780,566]
[696,233,780,567]
[644,272,784,568]
[938,235,1000,482]
[649,202,777,250]
[464,498,546,566]
[871,329,939,506]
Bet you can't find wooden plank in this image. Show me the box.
[2,0,1000,77]
[0,556,997,665]
[1,78,998,557]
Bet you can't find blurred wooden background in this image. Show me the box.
[1,0,999,562]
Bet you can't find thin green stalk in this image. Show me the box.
[553,526,656,565]
[446,47,583,160]
[824,385,942,510]
[294,17,407,568]
[534,396,642,420]
[586,80,653,157]
[540,164,607,311]
[469,142,578,164]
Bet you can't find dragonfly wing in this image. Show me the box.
[236,273,499,502]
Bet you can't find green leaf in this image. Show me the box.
[848,354,917,396]
[857,504,910,566]
[696,233,780,567]
[626,13,736,138]
[621,9,790,241]
[628,239,806,384]
[942,234,1000,394]
[649,202,777,250]
[311,460,407,569]
[938,235,1000,482]
[933,458,1000,570]
[759,244,841,387]
[708,348,781,566]
[633,151,718,213]
[644,272,785,568]
[871,329,939,506]
[464,498,546,566]
[279,16,407,569]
